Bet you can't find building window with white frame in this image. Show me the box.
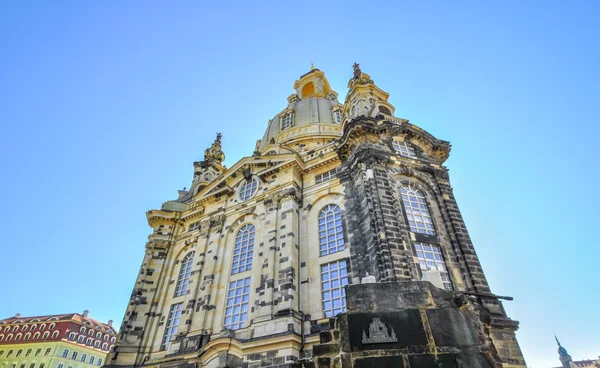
[71,352,77,360]
[318,204,345,256]
[161,303,183,350]
[321,260,349,317]
[61,349,68,358]
[392,140,418,159]
[239,178,258,201]
[224,277,250,330]
[81,354,87,362]
[232,224,255,274]
[174,252,195,297]
[315,169,337,184]
[333,109,342,124]
[414,243,452,290]
[400,185,435,235]
[280,112,293,130]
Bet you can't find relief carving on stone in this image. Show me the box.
[361,318,398,344]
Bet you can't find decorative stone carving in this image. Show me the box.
[361,318,398,344]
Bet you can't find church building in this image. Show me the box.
[105,65,527,368]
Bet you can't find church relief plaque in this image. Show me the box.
[361,318,398,344]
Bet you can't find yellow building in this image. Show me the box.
[0,312,116,368]
[105,65,526,368]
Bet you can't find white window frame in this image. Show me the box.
[318,204,345,256]
[238,177,258,201]
[392,140,418,159]
[280,113,293,130]
[400,185,436,235]
[315,169,337,184]
[415,243,452,290]
[161,303,183,350]
[321,260,349,317]
[231,225,255,274]
[333,109,342,124]
[224,277,250,330]
[174,252,195,297]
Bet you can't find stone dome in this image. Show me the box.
[258,69,343,152]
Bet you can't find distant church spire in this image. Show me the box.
[204,132,225,166]
[555,335,573,367]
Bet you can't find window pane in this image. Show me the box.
[224,277,251,331]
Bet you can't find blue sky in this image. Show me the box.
[1,1,598,367]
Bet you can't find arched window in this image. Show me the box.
[24,333,31,340]
[49,323,55,329]
[42,332,49,339]
[78,335,84,343]
[33,332,40,339]
[39,324,46,330]
[13,326,18,332]
[95,332,101,339]
[400,185,435,235]
[88,329,94,336]
[94,341,100,348]
[22,325,28,332]
[16,333,22,340]
[3,326,9,332]
[111,337,116,343]
[86,338,92,345]
[231,224,255,274]
[7,334,13,341]
[80,327,86,334]
[174,252,195,297]
[52,331,59,338]
[103,335,108,341]
[81,353,87,362]
[392,140,417,159]
[318,204,344,256]
[0,335,4,341]
[68,333,75,340]
[30,324,37,331]
[102,343,108,350]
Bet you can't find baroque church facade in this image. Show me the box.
[105,65,526,368]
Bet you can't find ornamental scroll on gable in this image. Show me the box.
[362,318,398,344]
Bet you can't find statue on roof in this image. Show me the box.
[349,62,374,88]
[204,132,225,165]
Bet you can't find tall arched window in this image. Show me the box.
[232,224,255,274]
[400,185,435,235]
[42,332,49,339]
[174,252,195,297]
[318,204,344,256]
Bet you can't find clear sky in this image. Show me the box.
[1,1,598,367]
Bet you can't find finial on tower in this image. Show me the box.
[311,62,315,71]
[353,62,361,78]
[348,62,373,89]
[204,132,225,166]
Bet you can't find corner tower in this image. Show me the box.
[106,65,526,368]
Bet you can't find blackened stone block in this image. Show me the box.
[317,357,330,368]
[354,356,404,368]
[426,308,479,347]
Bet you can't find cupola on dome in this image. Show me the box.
[258,67,344,152]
